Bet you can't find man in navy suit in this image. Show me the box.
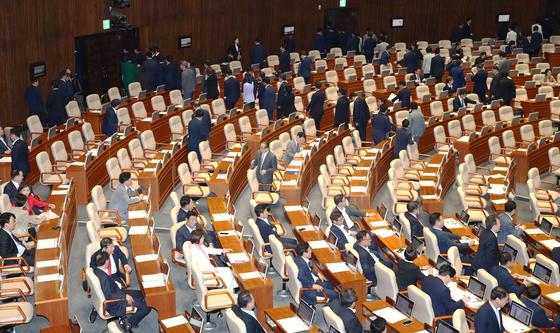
[452,90,477,112]
[46,80,69,127]
[405,201,424,238]
[294,242,338,305]
[231,290,266,333]
[327,288,363,333]
[472,216,500,272]
[102,99,120,137]
[259,77,276,120]
[521,285,560,329]
[379,44,391,65]
[254,204,297,252]
[393,118,414,158]
[332,194,370,231]
[4,169,23,204]
[372,105,392,144]
[276,74,289,119]
[353,230,389,285]
[313,29,326,54]
[353,93,370,141]
[89,238,131,286]
[395,246,425,291]
[176,196,216,243]
[422,264,467,317]
[9,128,30,177]
[223,70,241,110]
[391,81,411,108]
[430,48,445,82]
[306,83,326,129]
[333,87,350,128]
[250,39,267,68]
[298,54,313,84]
[429,213,474,260]
[474,287,509,333]
[187,108,209,160]
[24,79,46,126]
[329,211,356,250]
[399,45,419,73]
[141,51,158,91]
[490,252,530,297]
[279,45,291,74]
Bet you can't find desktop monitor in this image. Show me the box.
[509,301,533,327]
[297,300,315,327]
[533,262,552,284]
[467,277,486,300]
[395,293,415,318]
[282,25,295,36]
[391,17,404,27]
[497,14,511,23]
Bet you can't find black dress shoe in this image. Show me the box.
[88,308,98,323]
[119,317,132,332]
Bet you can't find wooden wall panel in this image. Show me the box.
[0,0,553,127]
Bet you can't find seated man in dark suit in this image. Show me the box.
[332,194,371,231]
[231,290,266,333]
[175,210,220,253]
[452,90,476,112]
[552,247,560,269]
[4,169,23,204]
[327,288,363,333]
[294,242,338,305]
[353,230,391,285]
[330,210,356,250]
[472,215,500,273]
[395,245,425,291]
[176,195,216,246]
[521,285,560,329]
[405,201,424,238]
[0,212,35,266]
[391,81,411,108]
[422,264,467,317]
[490,252,530,297]
[254,204,297,252]
[370,317,387,333]
[430,212,474,261]
[474,287,509,333]
[89,238,131,287]
[9,128,30,177]
[93,251,150,331]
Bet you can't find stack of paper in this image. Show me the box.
[239,271,262,280]
[142,273,165,282]
[420,180,436,187]
[326,262,350,273]
[222,157,235,162]
[70,161,85,166]
[144,168,157,172]
[0,156,12,163]
[352,176,367,181]
[282,180,298,186]
[371,228,395,238]
[284,205,303,212]
[36,259,60,268]
[277,317,309,333]
[524,228,545,235]
[541,239,560,249]
[372,307,407,324]
[212,213,231,221]
[369,220,389,228]
[161,315,189,328]
[37,238,58,249]
[368,148,380,154]
[226,252,250,263]
[128,226,148,235]
[351,186,368,193]
[128,210,147,219]
[142,279,166,288]
[37,273,60,283]
[135,254,159,262]
[356,167,369,171]
[444,218,462,229]
[546,291,560,301]
[308,240,329,249]
[216,173,228,180]
[290,160,304,167]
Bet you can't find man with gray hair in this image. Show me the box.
[180,60,195,99]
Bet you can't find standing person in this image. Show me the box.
[430,48,445,82]
[372,105,392,144]
[188,109,209,160]
[46,80,69,127]
[314,28,326,54]
[164,56,181,91]
[180,60,195,100]
[363,33,376,63]
[392,81,411,108]
[379,44,391,65]
[9,128,29,177]
[499,73,515,105]
[108,172,143,223]
[422,46,434,78]
[334,87,350,128]
[463,18,473,38]
[204,67,219,100]
[298,53,312,84]
[393,119,413,158]
[279,45,291,74]
[306,82,326,129]
[472,216,500,273]
[474,287,509,333]
[102,99,120,137]
[276,74,289,119]
[227,37,241,61]
[473,63,489,103]
[259,77,276,120]
[506,25,517,44]
[59,70,74,101]
[242,72,256,109]
[352,93,370,141]
[400,45,419,73]
[141,51,158,91]
[346,32,360,54]
[280,83,296,118]
[283,33,295,53]
[531,25,544,57]
[250,39,266,68]
[497,51,511,76]
[223,70,240,110]
[24,79,46,126]
[450,23,465,43]
[250,142,277,191]
[449,59,466,92]
[407,102,425,143]
[489,66,502,101]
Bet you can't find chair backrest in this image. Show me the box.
[285,255,302,303]
[520,124,535,142]
[211,98,226,116]
[536,253,560,286]
[303,118,317,137]
[132,101,147,119]
[383,75,396,89]
[116,148,133,170]
[344,67,356,81]
[181,110,193,128]
[169,115,184,141]
[27,115,43,140]
[408,285,434,325]
[170,221,184,254]
[269,235,287,279]
[128,82,142,97]
[374,262,399,302]
[323,307,346,333]
[229,61,242,73]
[416,85,430,99]
[128,138,145,160]
[506,235,530,266]
[461,114,475,133]
[538,85,554,99]
[447,120,462,138]
[434,83,445,96]
[447,246,464,275]
[256,109,269,128]
[82,122,96,143]
[488,136,502,157]
[151,95,166,112]
[539,120,553,137]
[515,88,528,102]
[116,107,131,126]
[107,87,121,101]
[86,267,113,320]
[549,147,560,170]
[187,151,202,172]
[0,194,10,212]
[430,101,444,118]
[36,151,53,174]
[51,140,69,163]
[91,185,108,211]
[501,130,516,149]
[330,47,342,57]
[225,308,247,333]
[247,218,268,261]
[482,110,496,126]
[452,309,470,333]
[140,130,157,151]
[293,77,305,92]
[433,125,446,145]
[68,130,85,153]
[267,55,279,67]
[106,157,122,189]
[86,94,102,110]
[477,269,498,300]
[516,63,530,75]
[516,53,530,64]
[65,100,81,119]
[269,140,283,161]
[423,227,439,262]
[326,70,339,86]
[362,64,375,77]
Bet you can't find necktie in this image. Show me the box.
[107,255,112,277]
[461,98,465,107]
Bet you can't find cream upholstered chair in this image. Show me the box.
[395,111,409,129]
[461,114,477,135]
[303,118,318,139]
[516,53,530,64]
[464,154,489,185]
[199,141,223,170]
[430,101,444,118]
[535,254,560,286]
[181,109,193,130]
[505,235,531,266]
[151,95,166,113]
[116,107,131,131]
[447,120,462,141]
[416,85,431,100]
[516,63,530,75]
[107,87,121,101]
[211,98,227,116]
[117,147,145,170]
[373,262,399,303]
[423,227,440,262]
[514,88,528,108]
[139,130,162,159]
[0,194,11,214]
[247,218,272,263]
[0,273,34,301]
[538,120,553,139]
[326,71,339,88]
[247,169,279,205]
[168,115,185,142]
[106,157,129,190]
[433,125,451,152]
[434,83,445,96]
[408,285,436,325]
[551,100,560,122]
[68,130,86,156]
[229,60,242,73]
[82,122,103,149]
[528,167,559,201]
[499,106,515,123]
[27,115,43,141]
[293,77,305,93]
[501,130,517,153]
[447,246,469,276]
[128,138,150,166]
[177,163,210,198]
[132,101,147,120]
[36,151,66,185]
[536,62,551,72]
[128,82,142,97]
[476,269,498,300]
[481,110,496,127]
[549,147,560,176]
[170,222,187,267]
[238,116,253,137]
[86,94,102,110]
[50,140,73,168]
[187,151,212,181]
[255,109,270,129]
[285,255,328,305]
[344,67,357,81]
[330,47,343,57]
[520,124,536,146]
[461,38,473,47]
[363,79,377,96]
[362,64,375,78]
[267,55,279,67]
[323,307,346,333]
[224,124,243,151]
[290,52,301,63]
[334,57,347,69]
[383,75,396,89]
[452,309,470,333]
[65,100,81,120]
[457,164,488,196]
[439,40,451,48]
[85,215,127,245]
[488,136,510,164]
[386,181,409,215]
[225,308,247,333]
[539,86,554,99]
[270,235,293,296]
[0,297,34,328]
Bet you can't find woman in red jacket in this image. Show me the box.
[18,184,55,215]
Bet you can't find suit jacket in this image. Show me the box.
[395,259,425,291]
[334,96,350,128]
[281,140,300,165]
[431,227,468,254]
[393,127,413,158]
[232,305,266,333]
[401,51,419,73]
[4,181,19,204]
[422,275,465,317]
[405,212,424,238]
[452,96,476,112]
[11,139,30,176]
[89,245,128,273]
[496,213,522,244]
[187,117,209,152]
[307,91,326,123]
[279,51,291,74]
[251,151,277,184]
[499,77,515,104]
[473,70,488,98]
[531,32,543,54]
[102,107,118,137]
[165,62,181,91]
[93,267,127,317]
[314,34,326,53]
[141,58,158,91]
[276,81,289,110]
[372,113,392,144]
[474,301,504,333]
[490,265,526,297]
[552,247,560,269]
[489,76,502,100]
[224,77,241,109]
[472,228,499,272]
[450,66,466,91]
[380,50,390,65]
[392,88,411,108]
[298,56,312,79]
[353,97,370,129]
[0,137,9,155]
[0,228,21,259]
[430,55,445,78]
[24,85,45,122]
[363,38,375,58]
[330,224,350,250]
[46,88,69,127]
[227,43,241,60]
[260,85,276,119]
[181,68,196,98]
[250,45,267,68]
[255,217,279,252]
[328,299,363,333]
[521,296,557,328]
[204,73,219,99]
[108,184,139,221]
[407,110,425,140]
[353,242,382,283]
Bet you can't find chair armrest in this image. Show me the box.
[205,289,236,309]
[299,287,328,303]
[433,315,454,328]
[202,275,226,288]
[103,298,134,317]
[183,184,205,196]
[0,257,31,275]
[260,243,272,258]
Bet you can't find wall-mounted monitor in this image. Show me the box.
[497,14,510,23]
[30,62,46,79]
[178,35,192,48]
[391,18,404,28]
[283,25,295,36]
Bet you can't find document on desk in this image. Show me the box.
[0,156,11,163]
[352,176,367,181]
[37,238,58,249]
[142,273,165,282]
[282,180,298,186]
[37,273,61,283]
[135,254,159,262]
[50,190,68,196]
[373,307,408,324]
[502,315,530,332]
[546,291,560,301]
[40,211,60,220]
[239,271,262,280]
[444,218,463,229]
[368,148,380,154]
[422,194,439,200]
[212,213,231,221]
[308,240,329,249]
[422,172,437,177]
[419,180,436,187]
[128,210,147,219]
[142,279,166,289]
[226,252,250,263]
[524,228,545,235]
[128,226,149,235]
[222,157,235,162]
[369,220,389,228]
[161,315,189,328]
[448,282,467,301]
[143,168,157,172]
[356,167,369,171]
[371,228,395,238]
[36,259,60,268]
[70,161,85,166]
[351,186,368,193]
[326,262,350,273]
[216,173,228,180]
[541,239,560,250]
[277,317,309,333]
[284,205,304,212]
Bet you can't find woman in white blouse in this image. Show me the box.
[189,230,238,291]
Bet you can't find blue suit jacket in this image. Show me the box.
[490,266,526,297]
[187,117,209,152]
[294,255,320,304]
[307,91,326,120]
[472,228,499,272]
[3,181,18,204]
[474,301,503,333]
[401,51,419,73]
[93,267,127,317]
[334,96,350,128]
[405,212,424,238]
[314,34,326,53]
[392,88,411,108]
[353,97,370,129]
[380,50,390,65]
[224,77,241,109]
[450,66,466,91]
[422,275,465,317]
[353,242,382,284]
[24,86,45,122]
[260,85,276,119]
[298,57,312,79]
[473,70,488,97]
[330,224,349,250]
[11,140,30,176]
[279,51,291,74]
[372,113,392,144]
[250,45,267,67]
[232,305,266,333]
[496,213,522,244]
[431,227,468,254]
[393,127,413,158]
[102,107,118,137]
[521,296,557,328]
[255,217,279,252]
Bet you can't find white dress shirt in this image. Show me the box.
[260,152,268,169]
[333,224,356,245]
[489,301,502,329]
[339,207,355,229]
[7,230,25,256]
[359,243,380,262]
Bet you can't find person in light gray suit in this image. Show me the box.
[497,200,524,244]
[250,142,277,191]
[109,172,143,222]
[180,60,196,99]
[282,132,306,165]
[407,102,425,143]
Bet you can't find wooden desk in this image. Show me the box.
[524,85,560,100]
[265,306,321,333]
[511,137,560,184]
[419,151,457,213]
[362,300,425,333]
[34,183,77,329]
[545,52,560,68]
[158,315,196,333]
[65,133,135,205]
[510,263,560,315]
[520,100,552,119]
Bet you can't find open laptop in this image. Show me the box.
[533,262,552,284]
[467,276,486,300]
[297,300,316,327]
[411,236,424,254]
[435,320,460,333]
[489,99,502,109]
[524,80,536,89]
[155,84,166,93]
[540,217,554,236]
[377,204,388,222]
[345,251,358,272]
[502,243,518,262]
[198,93,207,103]
[457,210,470,226]
[535,93,547,102]
[508,301,533,328]
[395,293,415,318]
[436,255,452,269]
[188,307,205,333]
[392,217,403,236]
[326,230,339,251]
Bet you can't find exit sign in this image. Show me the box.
[103,19,110,30]
[340,0,346,7]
